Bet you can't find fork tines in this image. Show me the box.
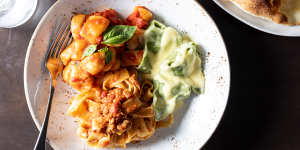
[43,20,72,70]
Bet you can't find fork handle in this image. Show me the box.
[34,83,55,150]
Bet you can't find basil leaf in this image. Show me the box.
[102,25,136,45]
[98,47,108,53]
[98,47,113,65]
[82,44,97,58]
[105,49,113,65]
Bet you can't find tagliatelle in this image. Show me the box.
[67,69,157,148]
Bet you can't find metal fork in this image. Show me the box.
[34,20,71,150]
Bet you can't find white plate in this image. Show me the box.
[213,0,300,36]
[24,0,230,149]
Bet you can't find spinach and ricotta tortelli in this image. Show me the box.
[138,20,205,121]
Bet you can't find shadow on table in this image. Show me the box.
[198,0,300,150]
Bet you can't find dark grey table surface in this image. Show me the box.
[1,0,300,149]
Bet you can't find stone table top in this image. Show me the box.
[1,0,300,150]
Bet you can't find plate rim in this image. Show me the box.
[23,0,61,149]
[194,0,231,147]
[24,0,231,149]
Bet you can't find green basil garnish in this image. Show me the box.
[98,46,108,53]
[82,44,97,58]
[98,47,113,64]
[105,49,113,64]
[102,25,137,45]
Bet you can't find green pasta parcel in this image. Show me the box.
[138,20,205,121]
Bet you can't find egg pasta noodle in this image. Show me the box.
[67,69,157,148]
